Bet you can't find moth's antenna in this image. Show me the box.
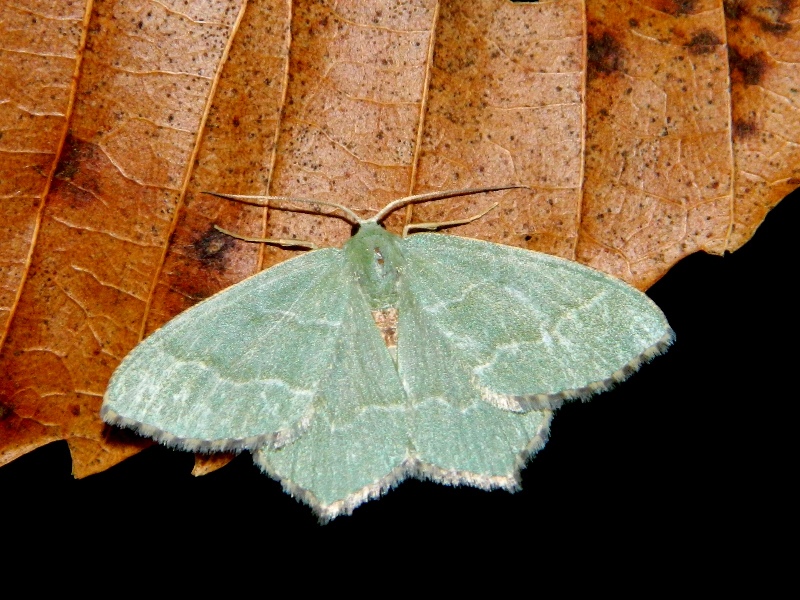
[204,191,361,225]
[370,185,527,224]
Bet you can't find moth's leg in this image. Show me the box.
[214,225,318,250]
[403,203,498,237]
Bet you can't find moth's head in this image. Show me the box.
[344,221,401,262]
[344,221,404,307]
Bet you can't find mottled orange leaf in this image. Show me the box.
[1,0,797,482]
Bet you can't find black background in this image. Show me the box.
[2,188,794,550]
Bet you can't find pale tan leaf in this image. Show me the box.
[1,0,797,479]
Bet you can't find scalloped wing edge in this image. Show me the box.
[253,409,553,523]
[480,329,675,412]
[100,403,315,454]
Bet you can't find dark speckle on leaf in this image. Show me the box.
[724,0,745,20]
[588,31,624,78]
[760,0,794,35]
[686,30,722,55]
[729,47,768,86]
[54,135,96,181]
[662,0,698,15]
[760,19,792,35]
[192,226,235,270]
[725,0,793,35]
[733,119,757,138]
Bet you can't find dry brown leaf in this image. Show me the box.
[0,0,797,478]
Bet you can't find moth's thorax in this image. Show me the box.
[343,221,404,309]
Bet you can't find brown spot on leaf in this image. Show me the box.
[191,226,235,270]
[54,135,97,181]
[49,177,95,206]
[653,0,698,15]
[733,119,757,138]
[686,30,722,55]
[774,0,795,16]
[729,47,768,85]
[788,177,800,185]
[760,0,795,33]
[588,31,625,78]
[724,0,745,19]
[760,19,791,35]
[724,0,794,35]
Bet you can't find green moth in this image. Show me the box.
[102,186,673,521]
